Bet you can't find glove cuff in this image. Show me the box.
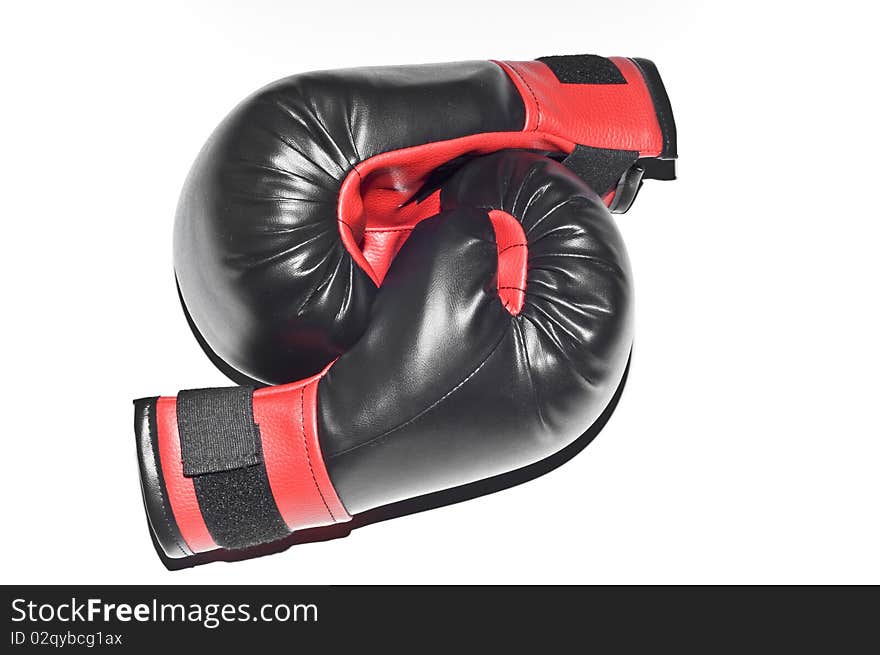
[496,55,676,161]
[134,369,350,559]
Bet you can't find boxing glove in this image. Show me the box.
[137,150,633,560]
[174,54,676,386]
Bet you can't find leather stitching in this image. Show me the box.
[506,62,542,132]
[300,384,336,522]
[497,242,527,255]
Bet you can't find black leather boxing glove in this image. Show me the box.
[174,54,675,386]
[136,150,633,560]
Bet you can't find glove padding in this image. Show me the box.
[137,150,632,560]
[174,54,674,385]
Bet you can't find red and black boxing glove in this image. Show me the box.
[137,150,634,560]
[173,54,676,386]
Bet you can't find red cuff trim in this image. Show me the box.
[255,365,351,531]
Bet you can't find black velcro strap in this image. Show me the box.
[561,145,640,197]
[176,386,289,550]
[537,55,626,84]
[177,387,262,477]
[192,467,290,551]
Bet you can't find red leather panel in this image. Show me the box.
[360,189,441,284]
[495,58,663,157]
[254,366,350,530]
[488,210,528,315]
[362,228,414,283]
[155,397,217,554]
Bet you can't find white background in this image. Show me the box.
[1,1,878,584]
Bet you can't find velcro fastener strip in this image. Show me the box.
[536,54,626,85]
[175,387,289,551]
[561,145,640,197]
[191,459,289,551]
[177,387,262,477]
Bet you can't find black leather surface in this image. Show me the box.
[174,62,526,385]
[319,152,632,513]
[133,398,192,559]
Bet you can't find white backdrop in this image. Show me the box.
[1,1,877,584]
